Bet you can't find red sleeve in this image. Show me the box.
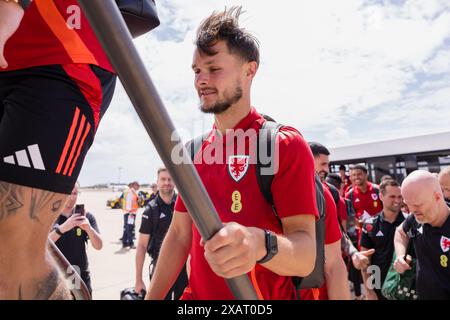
[271,127,318,219]
[174,194,188,213]
[338,196,347,222]
[323,187,342,244]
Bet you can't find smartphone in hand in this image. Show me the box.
[75,204,85,216]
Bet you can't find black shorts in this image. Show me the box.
[0,64,116,194]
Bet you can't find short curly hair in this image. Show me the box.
[196,6,260,65]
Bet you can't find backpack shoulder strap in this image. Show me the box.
[325,182,340,208]
[186,132,209,161]
[256,121,283,201]
[146,198,160,257]
[373,184,380,196]
[348,188,354,204]
[256,121,284,224]
[150,199,159,235]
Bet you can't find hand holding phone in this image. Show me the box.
[75,204,85,216]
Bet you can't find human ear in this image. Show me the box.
[245,61,258,78]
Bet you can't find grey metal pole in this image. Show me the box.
[48,240,91,300]
[78,0,258,300]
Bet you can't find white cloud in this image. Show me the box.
[423,49,450,74]
[325,127,351,143]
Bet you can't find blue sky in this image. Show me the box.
[79,0,450,186]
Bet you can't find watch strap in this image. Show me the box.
[257,230,278,264]
[54,226,64,236]
[19,0,32,10]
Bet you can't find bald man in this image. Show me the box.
[394,170,450,299]
[438,167,450,206]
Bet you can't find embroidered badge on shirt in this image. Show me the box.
[371,193,378,201]
[440,236,450,253]
[228,155,250,182]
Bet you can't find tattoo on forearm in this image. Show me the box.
[51,200,63,213]
[0,182,24,220]
[0,181,64,222]
[29,189,59,223]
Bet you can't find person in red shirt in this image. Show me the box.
[0,0,117,299]
[346,164,383,223]
[145,7,318,300]
[345,164,382,299]
[299,142,350,300]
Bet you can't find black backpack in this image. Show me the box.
[186,120,326,290]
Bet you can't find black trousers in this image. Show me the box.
[122,213,136,246]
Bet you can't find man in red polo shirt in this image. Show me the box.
[345,164,382,299]
[346,164,383,223]
[145,7,318,300]
[298,142,350,300]
[0,0,117,299]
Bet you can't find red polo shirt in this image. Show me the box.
[2,0,113,72]
[175,107,318,300]
[345,182,382,221]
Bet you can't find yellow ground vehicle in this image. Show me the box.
[106,190,152,209]
[106,193,124,209]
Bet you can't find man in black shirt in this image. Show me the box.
[360,179,405,300]
[49,183,103,296]
[394,170,450,299]
[134,168,188,300]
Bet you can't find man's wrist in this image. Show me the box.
[19,0,32,10]
[252,228,267,262]
[256,229,278,264]
[1,0,32,10]
[349,247,358,258]
[54,225,65,236]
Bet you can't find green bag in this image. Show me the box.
[381,253,418,300]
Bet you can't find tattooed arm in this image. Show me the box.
[0,181,71,300]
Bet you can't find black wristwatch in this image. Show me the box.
[54,226,64,236]
[19,0,32,10]
[257,230,278,264]
[3,0,32,10]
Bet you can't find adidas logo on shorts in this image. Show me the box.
[3,144,45,171]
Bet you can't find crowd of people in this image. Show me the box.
[0,1,449,300]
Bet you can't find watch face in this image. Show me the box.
[269,232,278,254]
